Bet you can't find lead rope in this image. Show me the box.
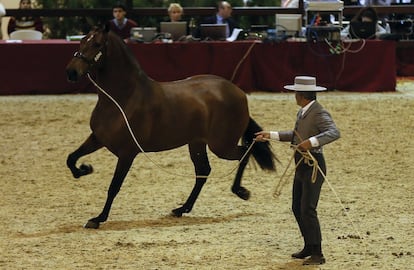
[272,147,318,197]
[230,41,256,82]
[86,73,255,180]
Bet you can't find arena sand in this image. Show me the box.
[0,82,413,269]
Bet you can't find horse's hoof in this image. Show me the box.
[79,164,93,175]
[232,186,250,200]
[170,209,183,218]
[84,220,100,229]
[171,206,191,217]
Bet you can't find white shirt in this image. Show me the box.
[113,18,127,29]
[301,100,315,117]
[216,14,230,37]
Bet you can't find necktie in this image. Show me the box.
[292,109,302,145]
[223,19,230,37]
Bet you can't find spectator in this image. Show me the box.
[341,6,388,39]
[0,2,4,39]
[167,3,184,22]
[108,2,138,41]
[282,0,299,8]
[200,1,239,38]
[0,2,4,17]
[8,0,43,34]
[360,0,392,5]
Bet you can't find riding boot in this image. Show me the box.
[291,244,311,259]
[303,244,326,265]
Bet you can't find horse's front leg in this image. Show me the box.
[67,133,103,179]
[172,143,211,217]
[84,155,135,229]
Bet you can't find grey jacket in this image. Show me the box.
[279,101,340,153]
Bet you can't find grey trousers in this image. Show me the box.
[292,152,326,245]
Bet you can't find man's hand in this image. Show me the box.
[298,139,312,151]
[254,131,270,142]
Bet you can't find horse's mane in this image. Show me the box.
[106,30,149,80]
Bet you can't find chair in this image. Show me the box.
[10,30,43,40]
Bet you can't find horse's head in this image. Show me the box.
[66,26,109,82]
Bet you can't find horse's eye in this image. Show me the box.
[93,42,101,48]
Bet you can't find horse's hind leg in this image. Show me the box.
[85,155,134,229]
[172,142,211,217]
[67,133,102,179]
[231,145,252,200]
[211,143,252,201]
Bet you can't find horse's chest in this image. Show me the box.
[90,106,126,144]
[89,104,148,152]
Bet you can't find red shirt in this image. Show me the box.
[108,18,138,40]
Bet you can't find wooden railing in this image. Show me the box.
[5,5,413,18]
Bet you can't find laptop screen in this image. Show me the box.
[160,22,187,41]
[130,27,157,42]
[200,24,227,40]
[349,21,376,39]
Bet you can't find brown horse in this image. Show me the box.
[65,26,276,229]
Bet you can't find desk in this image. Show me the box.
[0,39,397,95]
[396,40,414,76]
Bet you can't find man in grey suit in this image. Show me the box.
[255,76,340,265]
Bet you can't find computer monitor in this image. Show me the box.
[275,14,303,37]
[200,24,227,40]
[349,21,376,39]
[130,27,157,42]
[160,21,187,41]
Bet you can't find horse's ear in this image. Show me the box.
[104,22,111,33]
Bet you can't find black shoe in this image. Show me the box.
[302,255,326,265]
[291,248,312,259]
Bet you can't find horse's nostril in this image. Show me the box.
[66,69,78,82]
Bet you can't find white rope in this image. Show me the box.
[87,73,255,180]
[230,41,256,82]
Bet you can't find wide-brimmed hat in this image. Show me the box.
[284,76,327,91]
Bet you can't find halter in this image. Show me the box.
[73,34,107,67]
[73,49,104,67]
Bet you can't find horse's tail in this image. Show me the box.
[242,117,277,171]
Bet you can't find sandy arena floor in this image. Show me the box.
[0,82,413,269]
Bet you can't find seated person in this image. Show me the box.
[0,1,4,39]
[167,3,184,22]
[199,1,239,38]
[341,7,388,39]
[8,0,43,35]
[281,0,299,8]
[0,2,4,17]
[359,0,392,5]
[108,2,138,41]
[163,3,190,40]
